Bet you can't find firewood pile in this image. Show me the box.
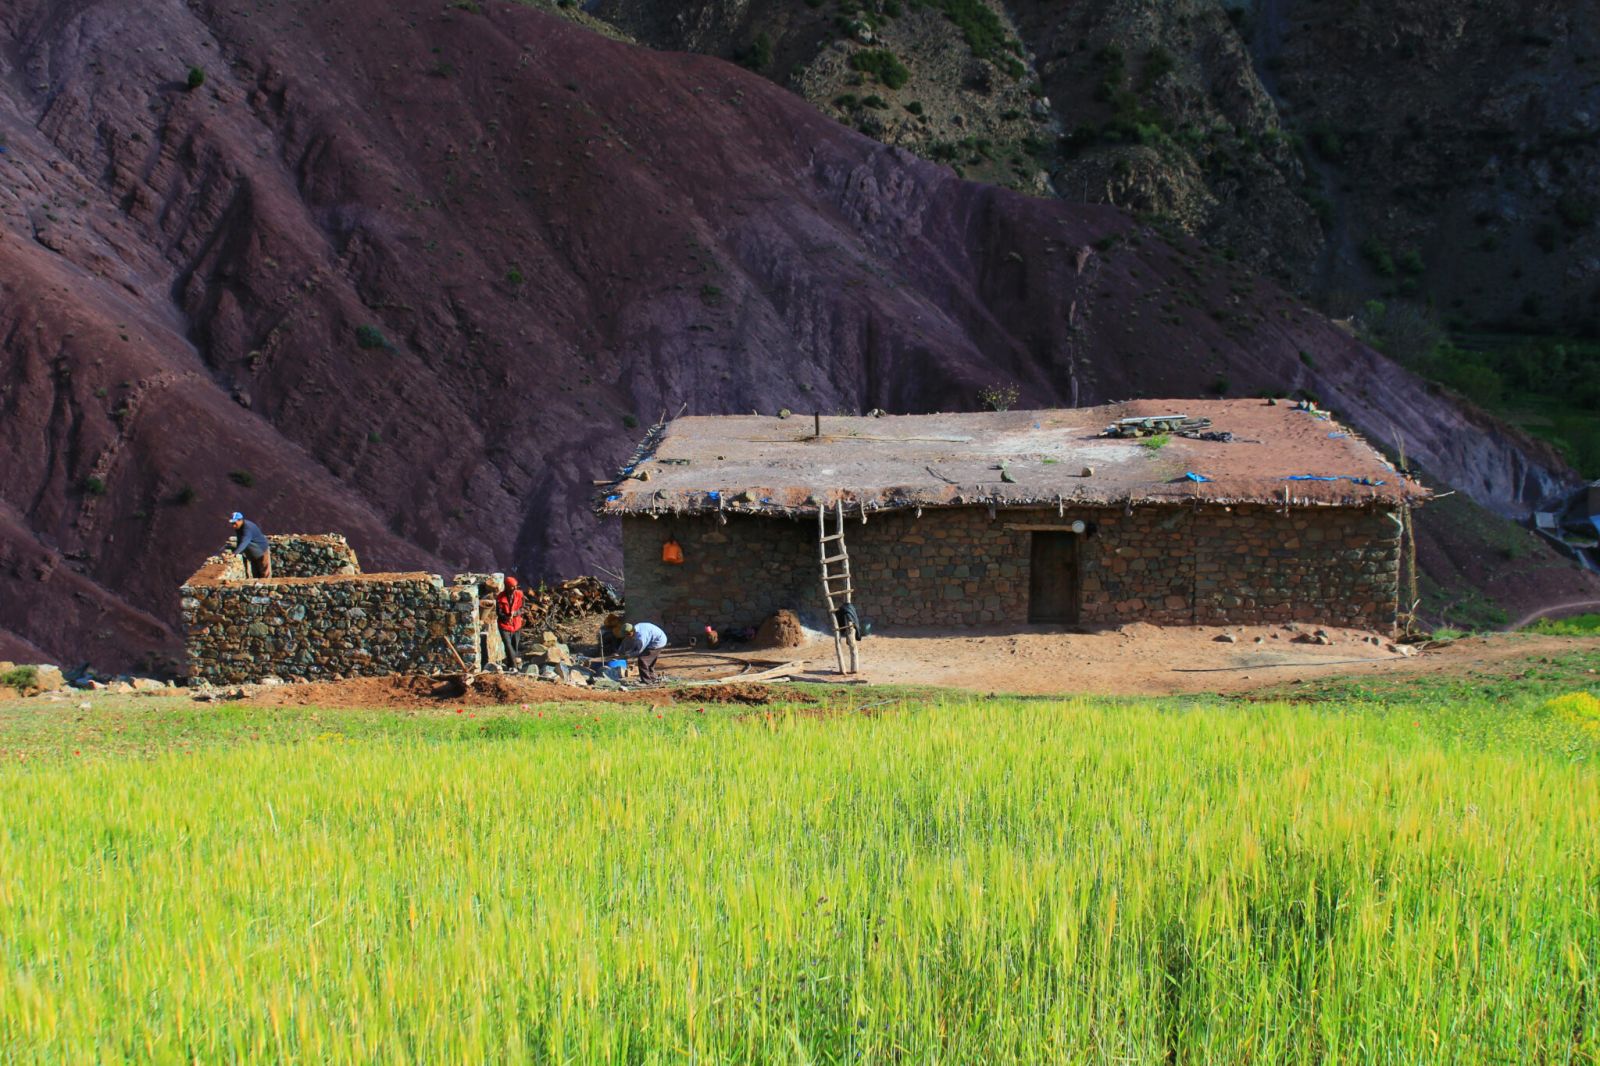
[520,576,623,630]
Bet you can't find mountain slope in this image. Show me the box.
[0,0,1585,669]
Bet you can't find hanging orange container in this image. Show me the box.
[661,537,684,565]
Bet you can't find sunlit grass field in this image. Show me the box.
[1,646,1597,1063]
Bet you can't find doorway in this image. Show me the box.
[1028,532,1080,624]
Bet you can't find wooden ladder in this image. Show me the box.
[817,497,860,675]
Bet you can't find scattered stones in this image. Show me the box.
[1215,633,1238,643]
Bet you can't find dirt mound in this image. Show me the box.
[681,683,806,704]
[753,610,809,650]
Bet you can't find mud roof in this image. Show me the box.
[597,400,1428,517]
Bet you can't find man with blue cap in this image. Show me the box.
[228,512,272,578]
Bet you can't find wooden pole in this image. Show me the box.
[814,412,821,438]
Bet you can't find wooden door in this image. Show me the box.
[1028,532,1080,624]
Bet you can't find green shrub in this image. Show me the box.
[736,32,774,71]
[622,414,640,429]
[228,470,254,488]
[850,49,910,89]
[505,267,524,285]
[175,485,197,506]
[1307,122,1344,162]
[367,432,383,445]
[82,476,106,496]
[1360,238,1396,278]
[1141,433,1170,451]
[1299,349,1317,369]
[0,666,37,691]
[920,0,1013,61]
[904,100,924,116]
[862,94,890,110]
[355,325,388,350]
[1139,46,1175,89]
[1526,613,1600,636]
[1398,249,1424,276]
[1557,195,1595,229]
[978,384,1019,412]
[186,66,205,91]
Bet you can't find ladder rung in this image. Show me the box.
[822,552,848,564]
[821,532,845,542]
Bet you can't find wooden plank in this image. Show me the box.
[1004,523,1088,532]
[678,662,808,686]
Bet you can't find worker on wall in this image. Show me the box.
[228,512,272,578]
[496,577,526,671]
[617,621,668,683]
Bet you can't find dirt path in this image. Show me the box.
[733,625,1598,697]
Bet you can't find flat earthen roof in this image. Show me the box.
[598,400,1427,516]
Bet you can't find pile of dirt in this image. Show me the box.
[678,683,807,705]
[753,610,808,650]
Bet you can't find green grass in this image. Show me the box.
[1529,613,1600,637]
[1,651,1597,1061]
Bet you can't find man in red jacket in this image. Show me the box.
[495,576,526,671]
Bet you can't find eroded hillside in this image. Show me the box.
[0,0,1590,667]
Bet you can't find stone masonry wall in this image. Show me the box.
[266,534,360,577]
[620,503,1401,635]
[182,559,479,685]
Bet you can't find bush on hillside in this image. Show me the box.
[849,49,910,90]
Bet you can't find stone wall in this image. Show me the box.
[182,550,479,685]
[620,503,1402,635]
[266,534,360,577]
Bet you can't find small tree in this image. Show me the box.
[186,66,205,91]
[979,384,1019,412]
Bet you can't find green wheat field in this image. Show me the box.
[1,645,1597,1063]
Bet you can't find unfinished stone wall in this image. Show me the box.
[265,534,360,577]
[182,553,479,685]
[620,502,1401,635]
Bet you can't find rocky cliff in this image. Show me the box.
[0,0,1587,668]
[590,0,1600,330]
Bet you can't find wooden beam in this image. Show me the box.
[1004,523,1086,532]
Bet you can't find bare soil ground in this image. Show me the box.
[727,625,1600,696]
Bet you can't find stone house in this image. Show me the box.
[598,401,1427,636]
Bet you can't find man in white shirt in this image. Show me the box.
[617,621,668,682]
